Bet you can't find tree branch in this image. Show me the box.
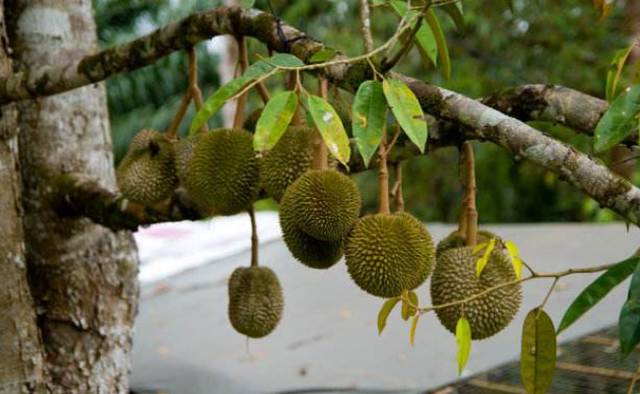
[4,6,638,226]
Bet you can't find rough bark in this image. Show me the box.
[6,1,139,393]
[0,2,47,393]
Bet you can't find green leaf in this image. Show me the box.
[456,318,471,375]
[352,81,387,167]
[558,256,640,334]
[253,91,298,151]
[619,259,640,358]
[307,94,351,166]
[389,1,438,67]
[425,9,451,80]
[378,297,401,335]
[410,314,420,346]
[401,290,419,321]
[593,84,640,152]
[442,3,465,34]
[382,79,428,152]
[241,0,255,7]
[309,48,337,63]
[606,46,634,103]
[189,54,304,134]
[476,237,497,278]
[520,308,556,394]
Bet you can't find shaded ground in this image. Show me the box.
[130,223,640,394]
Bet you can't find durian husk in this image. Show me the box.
[436,229,496,258]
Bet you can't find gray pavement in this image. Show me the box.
[130,222,640,394]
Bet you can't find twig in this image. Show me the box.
[539,277,559,311]
[627,356,640,394]
[458,145,468,234]
[383,122,403,156]
[233,35,249,129]
[359,0,375,54]
[381,14,424,72]
[392,162,405,212]
[464,142,478,246]
[187,47,208,132]
[248,205,259,268]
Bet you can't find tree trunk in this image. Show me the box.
[0,2,48,393]
[6,1,139,393]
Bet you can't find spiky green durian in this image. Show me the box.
[259,126,313,202]
[279,169,361,242]
[175,133,204,185]
[344,213,436,298]
[436,229,496,258]
[280,204,343,269]
[185,128,259,215]
[116,129,178,204]
[228,266,284,338]
[430,246,522,340]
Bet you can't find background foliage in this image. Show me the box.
[95,0,637,223]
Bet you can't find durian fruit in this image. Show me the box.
[436,229,496,258]
[279,169,361,242]
[242,108,263,133]
[228,266,284,338]
[116,129,178,204]
[259,126,313,202]
[344,213,436,298]
[430,246,522,340]
[175,133,204,185]
[280,202,343,269]
[185,128,259,215]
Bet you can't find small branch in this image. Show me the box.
[311,78,329,170]
[381,15,424,72]
[378,125,391,215]
[539,277,559,311]
[233,36,249,129]
[248,205,259,268]
[359,0,375,54]
[457,145,468,234]
[187,47,209,132]
[464,142,477,247]
[165,83,192,141]
[628,357,640,394]
[255,81,271,104]
[392,162,405,213]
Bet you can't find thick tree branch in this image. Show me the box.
[4,6,639,226]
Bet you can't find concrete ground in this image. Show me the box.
[129,222,640,394]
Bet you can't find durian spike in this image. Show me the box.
[463,141,478,247]
[457,145,468,235]
[233,35,249,129]
[187,47,209,133]
[311,78,329,170]
[391,162,405,213]
[249,205,259,268]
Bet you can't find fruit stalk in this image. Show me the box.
[392,162,405,213]
[458,146,468,234]
[284,71,302,127]
[378,124,391,215]
[463,141,478,247]
[187,47,209,132]
[249,205,259,268]
[232,35,249,129]
[311,78,329,170]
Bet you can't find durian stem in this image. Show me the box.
[464,141,478,247]
[311,78,329,170]
[233,35,249,129]
[249,205,259,268]
[166,84,192,141]
[187,47,209,133]
[256,81,271,105]
[378,125,391,215]
[458,145,468,235]
[392,162,405,213]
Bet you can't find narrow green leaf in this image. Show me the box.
[352,81,387,167]
[410,314,420,346]
[606,46,634,103]
[594,85,640,152]
[520,308,556,394]
[378,297,401,335]
[558,256,640,334]
[189,54,304,134]
[476,237,497,278]
[307,95,351,166]
[425,9,451,80]
[309,48,337,63]
[401,291,419,321]
[253,91,298,151]
[382,79,428,152]
[389,1,438,67]
[619,260,640,358]
[456,318,472,375]
[442,3,465,34]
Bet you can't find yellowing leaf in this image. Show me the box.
[253,91,298,151]
[401,290,419,321]
[377,297,401,335]
[476,238,497,278]
[410,314,420,346]
[473,242,488,255]
[606,45,634,103]
[456,317,472,375]
[382,79,428,152]
[512,257,524,280]
[307,94,351,167]
[505,240,523,279]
